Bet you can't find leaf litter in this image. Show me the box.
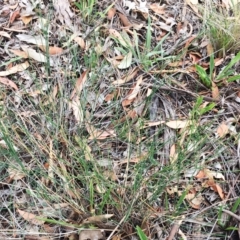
[0,0,240,239]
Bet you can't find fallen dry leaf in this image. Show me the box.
[0,61,29,76]
[10,49,28,58]
[74,36,85,49]
[22,47,53,65]
[118,12,131,26]
[69,97,83,124]
[8,166,26,180]
[107,7,116,20]
[17,209,45,225]
[149,3,165,14]
[0,77,18,90]
[83,214,114,224]
[79,230,105,240]
[212,82,219,100]
[217,122,229,138]
[165,120,193,129]
[17,34,47,45]
[0,31,11,38]
[196,168,225,180]
[185,188,203,209]
[118,51,132,69]
[169,144,178,164]
[39,45,63,55]
[204,180,225,200]
[70,70,88,99]
[109,29,129,47]
[122,76,142,107]
[112,67,139,85]
[21,15,33,25]
[9,10,20,24]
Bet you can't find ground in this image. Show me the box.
[0,0,240,239]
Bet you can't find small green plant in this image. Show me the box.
[191,96,215,119]
[196,52,240,88]
[133,17,174,70]
[136,226,148,240]
[75,0,96,21]
[110,17,175,71]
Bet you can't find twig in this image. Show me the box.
[221,209,240,222]
[106,215,125,240]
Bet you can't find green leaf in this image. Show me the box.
[136,226,148,240]
[225,227,239,231]
[209,54,214,81]
[227,74,240,82]
[217,51,240,80]
[196,65,212,88]
[231,197,240,213]
[199,102,215,115]
[146,17,151,51]
[146,50,164,58]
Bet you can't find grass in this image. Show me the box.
[203,0,240,57]
[0,0,240,239]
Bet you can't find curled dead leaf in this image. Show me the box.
[10,49,28,58]
[212,82,219,100]
[17,209,45,225]
[0,77,18,90]
[107,7,116,20]
[39,45,63,55]
[217,122,229,138]
[83,214,114,224]
[0,61,29,76]
[165,120,193,129]
[74,36,85,49]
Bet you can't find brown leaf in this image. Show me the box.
[112,67,139,85]
[149,3,165,14]
[9,10,20,23]
[79,230,105,240]
[21,15,32,25]
[121,76,142,107]
[217,122,229,138]
[70,70,88,99]
[74,36,85,49]
[83,214,114,224]
[107,7,116,20]
[185,189,203,209]
[0,77,18,90]
[10,49,28,58]
[207,42,214,55]
[39,45,63,55]
[105,92,115,102]
[118,12,131,26]
[212,81,219,100]
[0,61,29,76]
[17,209,45,225]
[206,180,225,200]
[195,170,205,179]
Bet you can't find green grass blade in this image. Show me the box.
[195,65,212,88]
[136,226,148,240]
[217,51,240,80]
